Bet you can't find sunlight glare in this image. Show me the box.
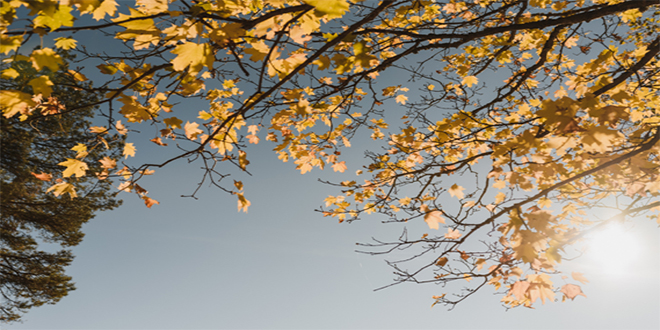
[585,222,641,277]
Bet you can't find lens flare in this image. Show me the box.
[585,222,641,277]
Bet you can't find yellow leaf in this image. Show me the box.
[395,94,408,105]
[462,75,478,87]
[581,126,623,153]
[537,197,552,209]
[58,158,89,177]
[171,42,214,74]
[184,121,203,140]
[99,157,117,169]
[0,90,37,118]
[303,0,350,18]
[31,48,63,71]
[1,68,20,79]
[123,143,136,158]
[28,76,54,98]
[47,182,77,199]
[238,150,249,170]
[163,117,183,129]
[0,35,22,55]
[495,192,506,204]
[448,184,465,199]
[67,69,87,81]
[92,0,118,20]
[237,192,251,212]
[33,4,74,31]
[54,37,77,50]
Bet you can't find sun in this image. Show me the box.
[584,222,642,277]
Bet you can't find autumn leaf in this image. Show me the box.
[47,182,77,199]
[30,48,63,71]
[304,0,350,18]
[560,284,586,300]
[444,228,462,240]
[448,184,465,199]
[424,210,445,230]
[238,150,249,170]
[99,157,117,169]
[395,94,408,105]
[0,90,37,118]
[571,272,589,284]
[31,172,53,181]
[436,257,448,267]
[123,143,136,158]
[184,121,203,140]
[508,281,530,301]
[54,37,77,50]
[332,161,347,173]
[462,75,478,87]
[58,159,88,178]
[171,42,214,74]
[237,192,251,212]
[143,197,160,208]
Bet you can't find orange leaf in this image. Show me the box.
[31,172,52,181]
[144,197,159,208]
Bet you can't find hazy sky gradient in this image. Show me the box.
[11,142,660,328]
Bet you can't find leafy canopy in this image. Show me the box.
[1,0,659,312]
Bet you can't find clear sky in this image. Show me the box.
[7,2,660,329]
[10,138,660,329]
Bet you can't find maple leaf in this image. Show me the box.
[54,37,77,50]
[58,159,88,178]
[424,210,445,230]
[304,0,350,18]
[332,161,347,173]
[436,257,448,267]
[444,228,462,240]
[30,48,63,71]
[448,184,465,199]
[163,117,183,129]
[571,272,589,284]
[246,134,260,144]
[31,172,53,181]
[47,182,77,199]
[184,121,203,140]
[99,157,117,169]
[143,197,160,208]
[171,42,214,74]
[462,75,478,87]
[581,125,624,153]
[508,281,530,301]
[123,143,136,158]
[0,90,37,118]
[560,284,586,300]
[395,94,408,105]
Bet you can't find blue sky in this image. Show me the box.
[11,140,660,329]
